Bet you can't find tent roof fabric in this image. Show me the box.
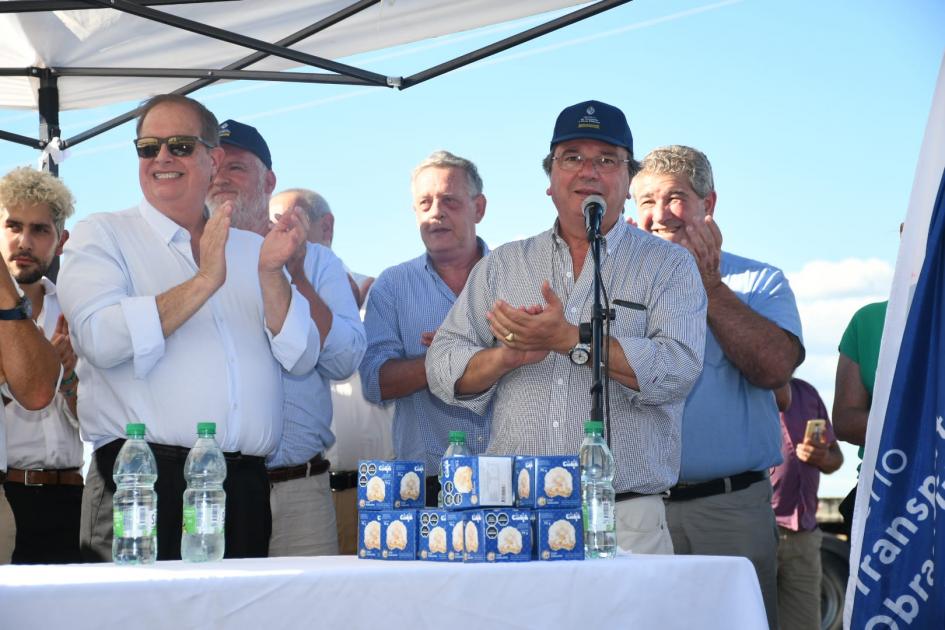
[0,0,589,111]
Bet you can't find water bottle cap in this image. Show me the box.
[448,431,467,443]
[197,422,217,436]
[584,421,603,434]
[126,423,146,438]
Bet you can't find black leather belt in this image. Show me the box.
[615,491,657,503]
[267,454,330,483]
[666,470,768,502]
[146,441,266,465]
[329,470,358,491]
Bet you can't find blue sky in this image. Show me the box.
[2,0,943,494]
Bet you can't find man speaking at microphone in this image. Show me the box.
[427,100,707,554]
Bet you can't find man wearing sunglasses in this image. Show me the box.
[58,94,319,561]
[207,121,364,557]
[426,100,707,554]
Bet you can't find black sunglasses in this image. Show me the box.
[134,135,215,159]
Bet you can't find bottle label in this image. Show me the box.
[582,499,615,532]
[183,502,226,535]
[113,505,157,538]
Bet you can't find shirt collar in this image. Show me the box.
[423,236,490,274]
[39,276,56,297]
[551,214,629,255]
[139,198,195,245]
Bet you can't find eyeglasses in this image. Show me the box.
[552,153,630,174]
[133,135,215,159]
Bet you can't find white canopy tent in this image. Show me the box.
[0,0,629,170]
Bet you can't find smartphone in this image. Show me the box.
[804,419,826,443]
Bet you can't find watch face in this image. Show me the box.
[569,346,590,366]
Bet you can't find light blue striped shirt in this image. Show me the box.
[360,240,492,472]
[427,220,706,494]
[267,242,366,469]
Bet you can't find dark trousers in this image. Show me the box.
[4,482,83,564]
[96,439,272,560]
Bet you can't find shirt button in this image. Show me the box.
[552,421,559,428]
[570,307,577,314]
[566,272,572,278]
[557,379,563,386]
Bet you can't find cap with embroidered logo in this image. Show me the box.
[550,100,633,154]
[218,119,272,169]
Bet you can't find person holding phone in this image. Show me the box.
[771,377,844,630]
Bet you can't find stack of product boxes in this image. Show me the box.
[357,455,583,562]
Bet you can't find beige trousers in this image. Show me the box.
[615,494,674,555]
[777,526,823,630]
[268,473,338,557]
[0,486,15,564]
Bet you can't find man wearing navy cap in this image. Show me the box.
[208,120,365,557]
[427,101,707,554]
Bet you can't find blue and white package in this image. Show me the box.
[416,509,465,561]
[357,460,425,510]
[441,456,513,510]
[358,511,384,559]
[514,455,580,508]
[464,509,532,563]
[381,510,418,560]
[535,509,584,560]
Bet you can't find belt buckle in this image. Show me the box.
[24,469,45,487]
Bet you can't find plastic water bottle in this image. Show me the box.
[112,422,158,564]
[181,422,227,562]
[438,430,471,507]
[580,420,617,559]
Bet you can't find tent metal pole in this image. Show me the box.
[55,67,376,85]
[81,0,390,86]
[38,69,60,175]
[1,0,228,12]
[402,0,633,88]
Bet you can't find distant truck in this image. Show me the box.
[817,496,849,630]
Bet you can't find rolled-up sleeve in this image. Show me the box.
[312,248,366,380]
[267,285,319,376]
[359,273,403,405]
[58,218,167,378]
[618,249,707,406]
[426,256,497,415]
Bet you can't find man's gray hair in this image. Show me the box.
[411,150,483,197]
[635,145,715,198]
[278,188,331,223]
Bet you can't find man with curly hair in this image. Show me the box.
[0,167,65,563]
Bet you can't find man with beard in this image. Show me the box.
[59,96,317,561]
[0,169,63,564]
[0,167,75,564]
[207,121,364,556]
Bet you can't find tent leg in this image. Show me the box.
[38,70,60,176]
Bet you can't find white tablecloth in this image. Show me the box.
[0,555,766,629]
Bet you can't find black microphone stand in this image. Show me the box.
[584,213,610,424]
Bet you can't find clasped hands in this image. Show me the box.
[486,281,574,368]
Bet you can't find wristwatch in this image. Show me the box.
[0,295,31,321]
[568,342,591,366]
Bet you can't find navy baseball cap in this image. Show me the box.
[550,100,633,154]
[218,119,272,169]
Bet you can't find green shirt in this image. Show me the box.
[838,300,888,460]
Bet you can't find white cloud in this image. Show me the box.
[788,257,894,300]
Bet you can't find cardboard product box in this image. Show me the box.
[381,510,418,560]
[514,455,581,508]
[463,509,532,563]
[440,456,513,510]
[358,511,384,559]
[535,509,584,561]
[356,460,425,510]
[416,509,465,561]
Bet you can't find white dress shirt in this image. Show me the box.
[3,278,83,470]
[58,200,319,456]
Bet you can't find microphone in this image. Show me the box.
[583,195,606,242]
